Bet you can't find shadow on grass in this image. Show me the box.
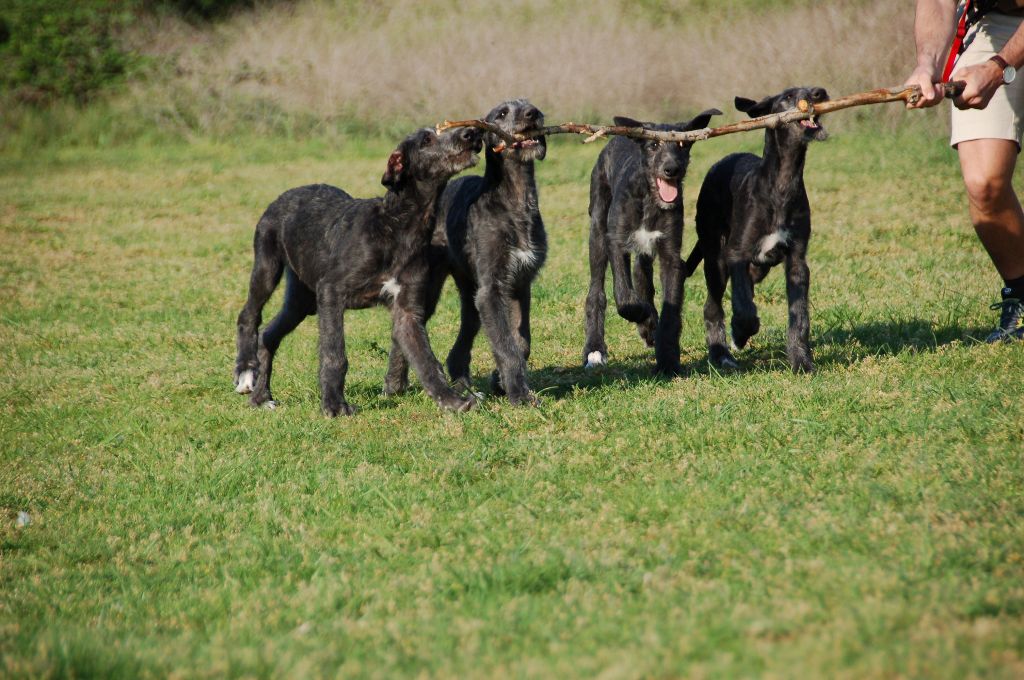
[521,318,991,399]
[812,318,989,368]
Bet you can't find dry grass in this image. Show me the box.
[132,0,915,129]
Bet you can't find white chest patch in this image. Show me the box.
[511,247,538,271]
[380,277,401,299]
[755,230,790,263]
[628,229,664,256]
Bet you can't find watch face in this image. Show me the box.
[1005,65,1017,85]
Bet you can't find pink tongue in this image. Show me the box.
[657,178,678,203]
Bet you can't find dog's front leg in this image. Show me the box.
[475,283,537,406]
[784,246,814,373]
[317,286,355,417]
[632,253,658,348]
[654,241,685,376]
[728,260,760,350]
[393,302,475,413]
[384,247,449,396]
[583,219,610,366]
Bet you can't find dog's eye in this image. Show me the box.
[420,134,434,148]
[497,109,507,119]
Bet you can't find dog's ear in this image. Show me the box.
[735,96,774,118]
[613,116,644,129]
[381,150,405,188]
[679,108,722,131]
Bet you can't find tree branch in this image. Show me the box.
[435,82,966,148]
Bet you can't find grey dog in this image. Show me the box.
[385,99,548,406]
[233,126,483,416]
[582,109,721,375]
[685,86,829,373]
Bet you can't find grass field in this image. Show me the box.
[2,110,1024,677]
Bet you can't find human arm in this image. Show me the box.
[952,18,1024,109]
[904,0,958,109]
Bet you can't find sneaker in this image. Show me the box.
[985,287,1024,343]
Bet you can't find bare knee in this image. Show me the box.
[963,169,1014,212]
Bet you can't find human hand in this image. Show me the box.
[951,60,1005,109]
[904,66,945,109]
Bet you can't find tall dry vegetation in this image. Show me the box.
[135,0,915,132]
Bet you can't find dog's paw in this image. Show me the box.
[637,320,657,348]
[382,379,409,397]
[710,350,739,371]
[262,399,279,410]
[789,355,815,374]
[584,351,606,368]
[617,302,655,324]
[323,401,358,417]
[489,370,506,396]
[654,362,684,378]
[438,392,476,413]
[731,316,760,349]
[234,369,256,394]
[509,390,541,407]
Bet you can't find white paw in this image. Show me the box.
[235,370,255,394]
[263,400,278,410]
[585,351,606,368]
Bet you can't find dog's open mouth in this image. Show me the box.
[511,139,541,150]
[800,116,821,130]
[656,177,679,204]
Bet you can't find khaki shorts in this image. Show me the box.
[950,12,1024,149]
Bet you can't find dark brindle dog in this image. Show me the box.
[386,99,548,406]
[686,86,828,373]
[233,126,483,416]
[582,109,721,375]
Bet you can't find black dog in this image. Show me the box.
[686,87,828,372]
[233,126,483,416]
[385,99,548,406]
[582,109,721,375]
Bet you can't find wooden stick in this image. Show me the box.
[435,82,967,147]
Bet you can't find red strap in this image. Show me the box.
[942,0,972,82]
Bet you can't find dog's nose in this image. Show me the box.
[524,106,541,122]
[662,160,680,178]
[459,127,481,143]
[811,87,828,102]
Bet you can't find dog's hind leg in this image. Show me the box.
[784,247,814,373]
[235,219,284,395]
[249,269,314,408]
[702,240,738,370]
[583,211,611,367]
[632,253,658,348]
[446,277,482,392]
[315,284,356,417]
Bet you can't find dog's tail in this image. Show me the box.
[681,241,704,279]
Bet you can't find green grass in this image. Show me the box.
[2,115,1023,678]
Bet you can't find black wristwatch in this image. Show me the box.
[989,54,1017,85]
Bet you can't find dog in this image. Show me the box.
[385,99,548,406]
[233,126,483,416]
[686,86,828,373]
[582,109,721,375]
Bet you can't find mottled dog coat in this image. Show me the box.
[582,109,720,375]
[234,126,483,416]
[386,99,548,405]
[688,86,828,372]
